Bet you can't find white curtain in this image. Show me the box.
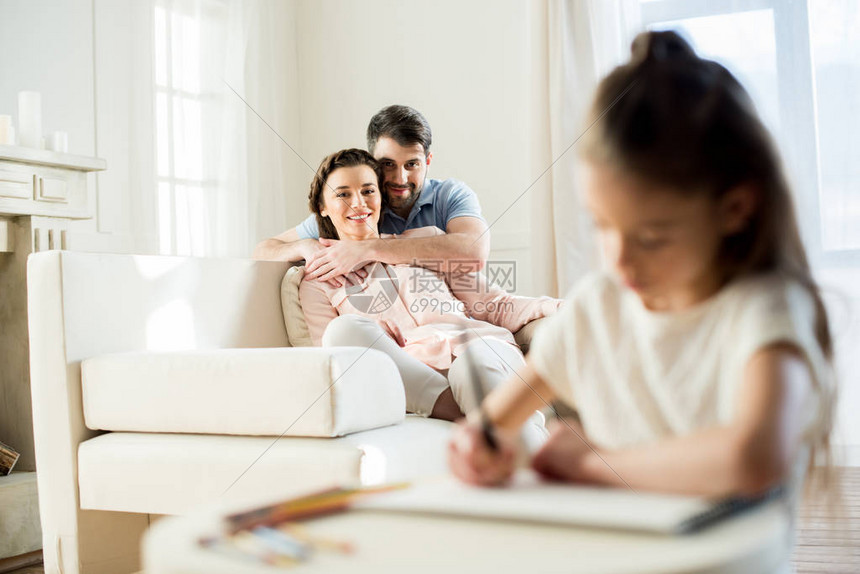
[546,0,641,295]
[148,0,249,257]
[239,0,300,256]
[96,0,295,258]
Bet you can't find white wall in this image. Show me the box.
[0,0,106,246]
[85,0,158,254]
[292,0,554,296]
[0,1,95,157]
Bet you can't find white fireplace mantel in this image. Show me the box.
[1,145,106,470]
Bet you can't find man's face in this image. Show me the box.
[372,136,432,213]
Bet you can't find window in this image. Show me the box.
[641,0,860,263]
[808,2,860,254]
[153,0,214,256]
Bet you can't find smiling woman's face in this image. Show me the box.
[321,165,382,241]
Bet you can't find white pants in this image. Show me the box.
[322,315,547,448]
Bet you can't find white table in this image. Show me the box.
[143,489,792,574]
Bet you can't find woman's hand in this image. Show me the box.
[305,238,374,285]
[448,417,518,486]
[300,240,352,289]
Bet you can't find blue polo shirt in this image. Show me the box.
[295,178,483,239]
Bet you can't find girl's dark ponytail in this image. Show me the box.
[629,30,696,67]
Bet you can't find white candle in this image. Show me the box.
[0,115,11,145]
[18,91,42,148]
[48,131,69,153]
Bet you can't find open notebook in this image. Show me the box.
[354,470,782,535]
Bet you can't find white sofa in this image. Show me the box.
[27,251,468,574]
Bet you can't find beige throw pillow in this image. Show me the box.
[280,265,313,347]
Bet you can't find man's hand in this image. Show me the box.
[305,238,375,286]
[298,238,326,262]
[253,236,326,263]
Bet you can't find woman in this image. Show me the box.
[299,148,559,443]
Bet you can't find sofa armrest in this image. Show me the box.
[82,347,405,438]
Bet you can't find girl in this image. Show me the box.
[449,30,835,505]
[298,148,556,444]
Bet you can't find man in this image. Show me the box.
[253,105,490,286]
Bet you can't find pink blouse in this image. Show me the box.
[299,257,562,371]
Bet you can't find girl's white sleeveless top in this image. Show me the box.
[529,271,831,451]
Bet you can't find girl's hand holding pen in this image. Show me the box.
[448,416,518,487]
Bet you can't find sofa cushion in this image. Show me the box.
[77,416,453,515]
[82,347,404,438]
[281,266,313,347]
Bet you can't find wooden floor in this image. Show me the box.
[793,467,860,573]
[6,468,859,574]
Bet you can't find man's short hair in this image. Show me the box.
[367,105,432,156]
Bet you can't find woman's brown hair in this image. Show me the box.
[308,148,385,240]
[583,31,836,486]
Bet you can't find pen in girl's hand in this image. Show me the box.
[463,336,499,452]
[478,409,499,452]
